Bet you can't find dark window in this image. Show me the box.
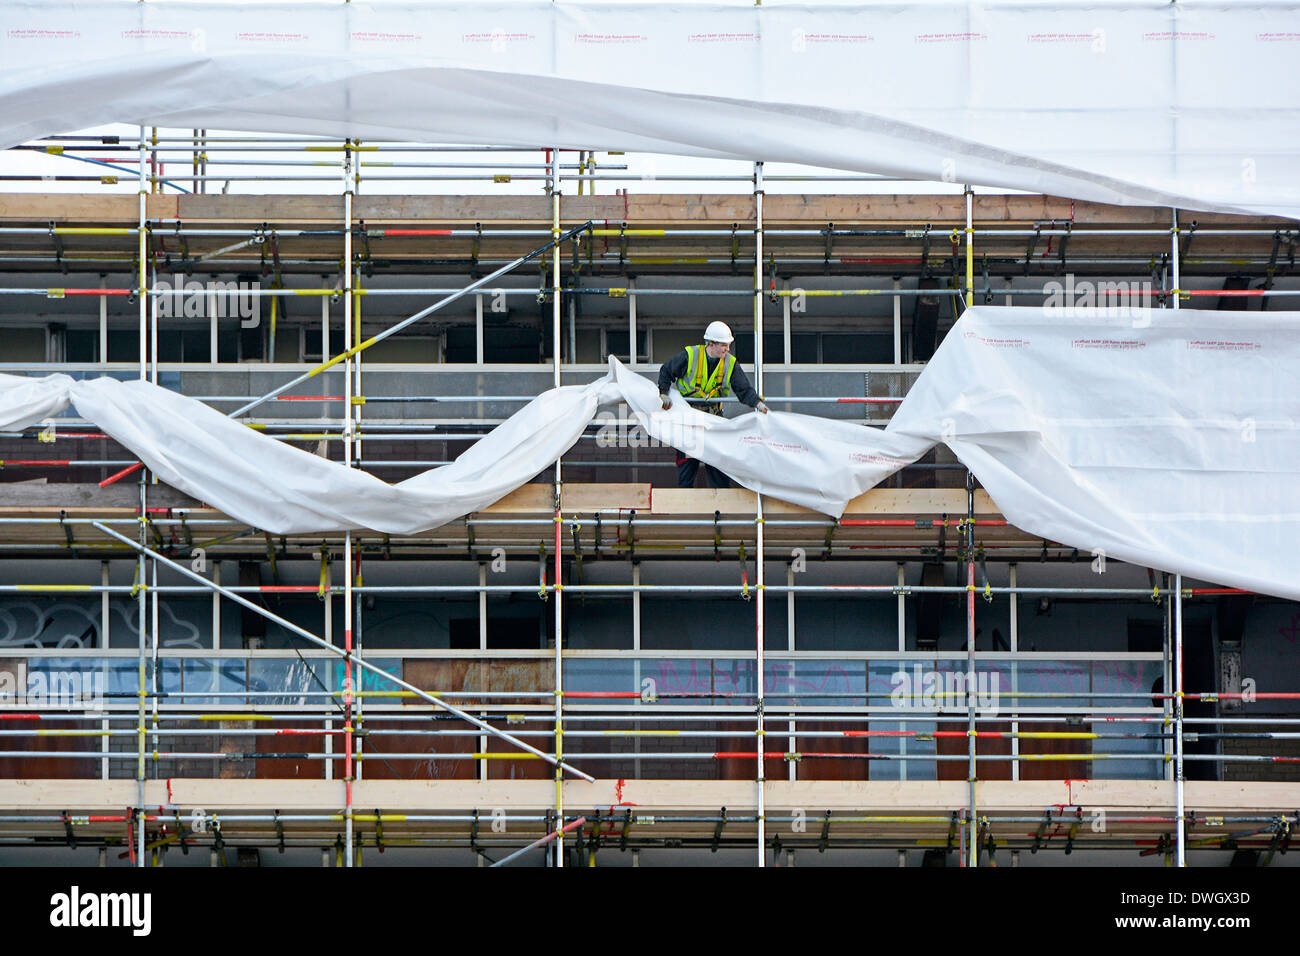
[446,326,541,363]
[303,329,323,362]
[820,333,894,364]
[730,332,786,364]
[728,332,818,363]
[239,324,264,361]
[1127,619,1164,654]
[790,333,819,364]
[157,331,184,363]
[444,327,477,363]
[449,614,542,649]
[156,328,240,362]
[604,330,649,362]
[106,331,139,363]
[65,330,98,363]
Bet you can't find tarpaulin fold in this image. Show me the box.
[3,307,1298,601]
[2,1,1299,219]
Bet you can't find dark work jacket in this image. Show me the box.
[657,348,761,413]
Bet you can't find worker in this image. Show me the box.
[658,320,768,488]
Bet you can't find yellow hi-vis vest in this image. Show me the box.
[676,345,736,402]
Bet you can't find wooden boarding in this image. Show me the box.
[0,483,1000,524]
[0,778,1294,850]
[486,482,648,513]
[562,483,651,512]
[0,194,1286,279]
[1,192,1291,227]
[935,720,1093,782]
[402,658,555,780]
[0,482,1049,560]
[0,194,177,223]
[648,487,999,516]
[3,776,1297,814]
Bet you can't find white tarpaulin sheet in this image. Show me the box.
[2,307,1299,601]
[2,1,1299,219]
[888,307,1300,602]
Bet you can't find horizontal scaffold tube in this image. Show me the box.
[0,582,1237,599]
[0,750,1171,762]
[88,521,595,782]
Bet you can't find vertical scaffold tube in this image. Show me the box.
[136,480,147,869]
[149,555,159,829]
[342,144,356,867]
[964,192,977,863]
[552,146,565,868]
[352,149,366,791]
[754,160,766,868]
[137,127,147,383]
[1175,573,1186,867]
[136,124,148,869]
[966,471,977,867]
[965,185,974,309]
[1009,563,1020,780]
[1171,209,1181,312]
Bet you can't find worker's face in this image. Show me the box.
[705,341,730,359]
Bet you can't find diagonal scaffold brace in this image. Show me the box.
[490,816,588,868]
[230,218,599,419]
[101,219,601,485]
[91,520,595,781]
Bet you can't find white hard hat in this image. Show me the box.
[703,321,734,344]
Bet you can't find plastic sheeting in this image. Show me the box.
[890,307,1300,602]
[3,306,1299,601]
[2,1,1299,219]
[0,357,928,534]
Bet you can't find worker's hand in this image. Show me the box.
[660,394,672,411]
[756,400,769,414]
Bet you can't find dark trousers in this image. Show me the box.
[674,401,731,488]
[676,451,731,489]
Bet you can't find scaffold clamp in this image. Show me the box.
[1031,809,1051,853]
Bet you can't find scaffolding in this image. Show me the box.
[1,131,1298,868]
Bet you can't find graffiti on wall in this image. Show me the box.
[0,598,203,648]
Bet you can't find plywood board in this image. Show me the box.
[649,487,1001,517]
[562,483,651,511]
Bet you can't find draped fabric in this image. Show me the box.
[3,306,1298,600]
[1,1,1298,218]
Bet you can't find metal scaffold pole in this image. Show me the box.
[754,160,766,868]
[352,142,367,798]
[343,141,356,867]
[964,186,977,867]
[1172,209,1181,311]
[137,128,147,385]
[965,185,975,309]
[966,471,978,867]
[1175,572,1186,867]
[135,123,148,869]
[551,146,565,868]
